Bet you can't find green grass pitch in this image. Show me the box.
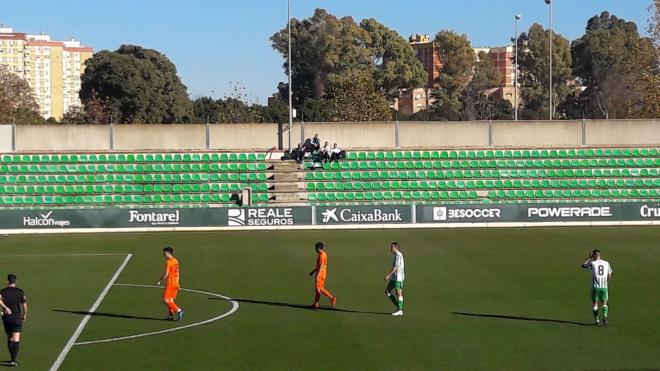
[0,226,658,370]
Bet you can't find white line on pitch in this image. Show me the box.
[74,284,240,346]
[0,253,129,258]
[49,254,133,371]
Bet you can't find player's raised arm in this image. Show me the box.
[581,254,593,268]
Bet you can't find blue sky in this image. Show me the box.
[1,0,653,103]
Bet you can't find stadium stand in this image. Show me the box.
[0,152,271,208]
[0,147,658,208]
[305,148,660,204]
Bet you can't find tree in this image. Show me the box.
[517,23,572,119]
[80,45,192,123]
[61,90,115,124]
[571,12,655,119]
[60,106,86,125]
[428,30,475,121]
[462,51,503,120]
[191,83,264,123]
[360,18,427,98]
[634,2,660,118]
[0,65,44,124]
[324,70,391,122]
[256,98,289,124]
[649,1,660,52]
[271,9,427,114]
[271,9,372,103]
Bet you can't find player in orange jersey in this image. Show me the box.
[309,242,337,308]
[156,246,184,321]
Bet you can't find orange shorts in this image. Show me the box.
[164,286,179,300]
[315,273,326,289]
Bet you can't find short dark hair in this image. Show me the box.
[592,249,601,255]
[315,242,324,250]
[163,246,174,254]
[7,274,16,284]
[391,242,400,249]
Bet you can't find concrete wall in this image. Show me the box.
[1,120,658,153]
[113,124,206,150]
[292,122,397,149]
[0,125,12,152]
[15,125,110,151]
[492,120,583,147]
[399,122,490,148]
[209,124,279,150]
[586,120,660,146]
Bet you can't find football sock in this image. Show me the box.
[9,341,19,363]
[169,301,181,313]
[6,339,10,356]
[320,288,333,300]
[592,305,599,320]
[314,291,321,304]
[387,291,398,307]
[397,296,404,311]
[602,305,608,317]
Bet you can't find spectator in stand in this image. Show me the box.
[295,143,305,164]
[330,143,344,163]
[303,138,314,153]
[322,141,332,163]
[312,134,321,151]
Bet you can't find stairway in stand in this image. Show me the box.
[265,160,307,206]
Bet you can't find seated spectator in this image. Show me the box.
[311,133,321,151]
[322,141,332,163]
[330,143,345,162]
[294,143,305,164]
[303,138,315,154]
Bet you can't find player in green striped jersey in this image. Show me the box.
[581,249,613,326]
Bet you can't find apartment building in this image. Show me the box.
[0,25,92,119]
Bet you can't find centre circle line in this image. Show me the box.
[73,283,239,346]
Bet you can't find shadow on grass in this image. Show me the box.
[209,297,390,315]
[53,309,166,321]
[452,311,594,326]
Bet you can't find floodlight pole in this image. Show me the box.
[287,0,293,152]
[514,14,521,121]
[546,0,553,120]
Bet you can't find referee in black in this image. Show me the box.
[0,274,27,367]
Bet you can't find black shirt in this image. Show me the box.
[0,287,27,315]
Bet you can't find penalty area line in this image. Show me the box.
[49,253,133,371]
[73,284,240,346]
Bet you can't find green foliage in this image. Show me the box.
[62,90,116,124]
[81,45,192,124]
[324,70,392,122]
[191,97,264,124]
[191,83,266,123]
[360,18,427,97]
[428,30,475,121]
[571,12,655,119]
[462,51,504,120]
[271,9,426,118]
[517,23,573,119]
[271,9,372,102]
[0,65,44,124]
[257,100,289,124]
